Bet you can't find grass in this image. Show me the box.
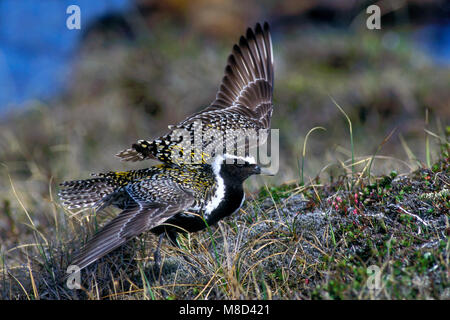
[1,138,447,299]
[330,97,355,184]
[300,126,326,186]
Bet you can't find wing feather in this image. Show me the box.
[116,22,274,163]
[70,180,195,270]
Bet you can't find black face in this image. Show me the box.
[219,159,261,182]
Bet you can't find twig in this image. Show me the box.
[396,206,429,227]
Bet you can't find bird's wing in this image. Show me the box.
[70,179,195,270]
[199,21,274,128]
[116,22,274,163]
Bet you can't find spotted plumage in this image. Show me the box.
[116,22,274,164]
[59,155,262,270]
[59,22,275,271]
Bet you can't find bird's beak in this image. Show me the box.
[258,166,275,176]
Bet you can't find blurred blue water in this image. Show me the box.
[415,23,450,66]
[0,0,131,114]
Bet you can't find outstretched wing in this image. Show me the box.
[198,21,274,126]
[116,22,274,163]
[70,179,195,270]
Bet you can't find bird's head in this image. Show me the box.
[211,154,272,182]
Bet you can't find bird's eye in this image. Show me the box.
[236,161,249,167]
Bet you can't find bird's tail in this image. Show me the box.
[58,170,147,210]
[58,177,117,210]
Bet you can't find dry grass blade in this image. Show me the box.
[300,126,326,185]
[329,96,355,183]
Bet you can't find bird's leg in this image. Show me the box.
[153,233,165,281]
[167,231,199,275]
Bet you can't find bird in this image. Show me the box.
[116,22,274,165]
[59,22,275,271]
[59,155,264,270]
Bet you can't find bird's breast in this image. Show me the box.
[203,185,245,226]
